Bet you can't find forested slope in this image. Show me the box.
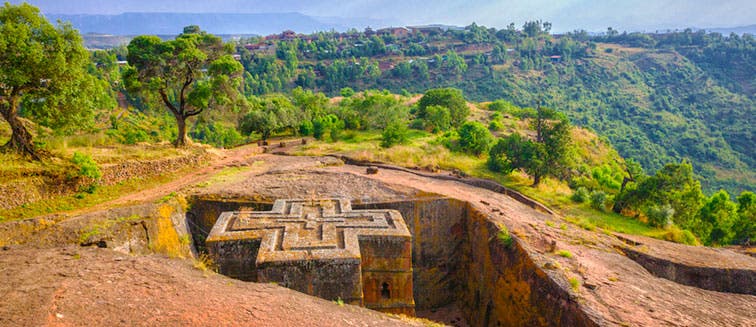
[227,25,754,194]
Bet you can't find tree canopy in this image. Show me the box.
[124,26,243,146]
[0,3,103,159]
[417,88,469,128]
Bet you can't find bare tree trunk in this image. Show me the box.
[0,97,40,160]
[174,114,188,147]
[532,174,541,187]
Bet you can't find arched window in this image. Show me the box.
[381,282,391,299]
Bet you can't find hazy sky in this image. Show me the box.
[9,0,756,32]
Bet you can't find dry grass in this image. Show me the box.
[387,314,446,327]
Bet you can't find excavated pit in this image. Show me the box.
[187,196,597,326]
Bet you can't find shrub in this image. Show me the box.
[590,190,608,211]
[313,120,325,140]
[557,250,573,258]
[423,105,451,133]
[340,87,355,97]
[72,152,102,181]
[417,88,469,127]
[71,152,101,193]
[645,204,675,228]
[488,100,509,111]
[488,120,503,131]
[299,120,314,136]
[662,227,699,245]
[191,122,243,148]
[122,128,150,145]
[571,187,590,203]
[380,121,409,148]
[457,121,493,156]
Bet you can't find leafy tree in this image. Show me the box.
[487,109,572,186]
[343,90,407,130]
[616,161,705,233]
[734,191,755,243]
[645,204,675,228]
[124,26,243,146]
[312,114,344,141]
[340,87,355,97]
[417,88,469,127]
[699,190,739,245]
[423,105,451,132]
[457,121,493,156]
[488,132,547,184]
[0,3,102,159]
[380,120,409,148]
[239,95,299,140]
[443,50,467,76]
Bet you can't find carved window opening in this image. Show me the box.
[381,282,391,299]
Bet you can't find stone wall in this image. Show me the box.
[0,151,210,211]
[98,152,211,186]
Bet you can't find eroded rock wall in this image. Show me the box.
[459,208,601,327]
[623,247,756,295]
[0,200,193,259]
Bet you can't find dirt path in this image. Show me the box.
[61,143,265,217]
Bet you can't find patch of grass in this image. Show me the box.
[78,225,104,244]
[179,234,191,246]
[545,220,555,227]
[333,297,345,306]
[569,277,580,291]
[497,223,513,248]
[193,253,217,272]
[387,314,446,327]
[565,216,596,231]
[557,250,573,258]
[205,166,254,185]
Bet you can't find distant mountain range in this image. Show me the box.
[46,12,395,36]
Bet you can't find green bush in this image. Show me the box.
[71,152,101,193]
[191,122,244,148]
[380,121,409,148]
[457,121,493,156]
[663,227,699,245]
[423,105,451,133]
[590,190,608,211]
[312,114,345,141]
[645,204,675,228]
[417,88,469,127]
[340,87,355,97]
[299,120,314,136]
[488,120,504,131]
[313,119,325,140]
[571,187,590,203]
